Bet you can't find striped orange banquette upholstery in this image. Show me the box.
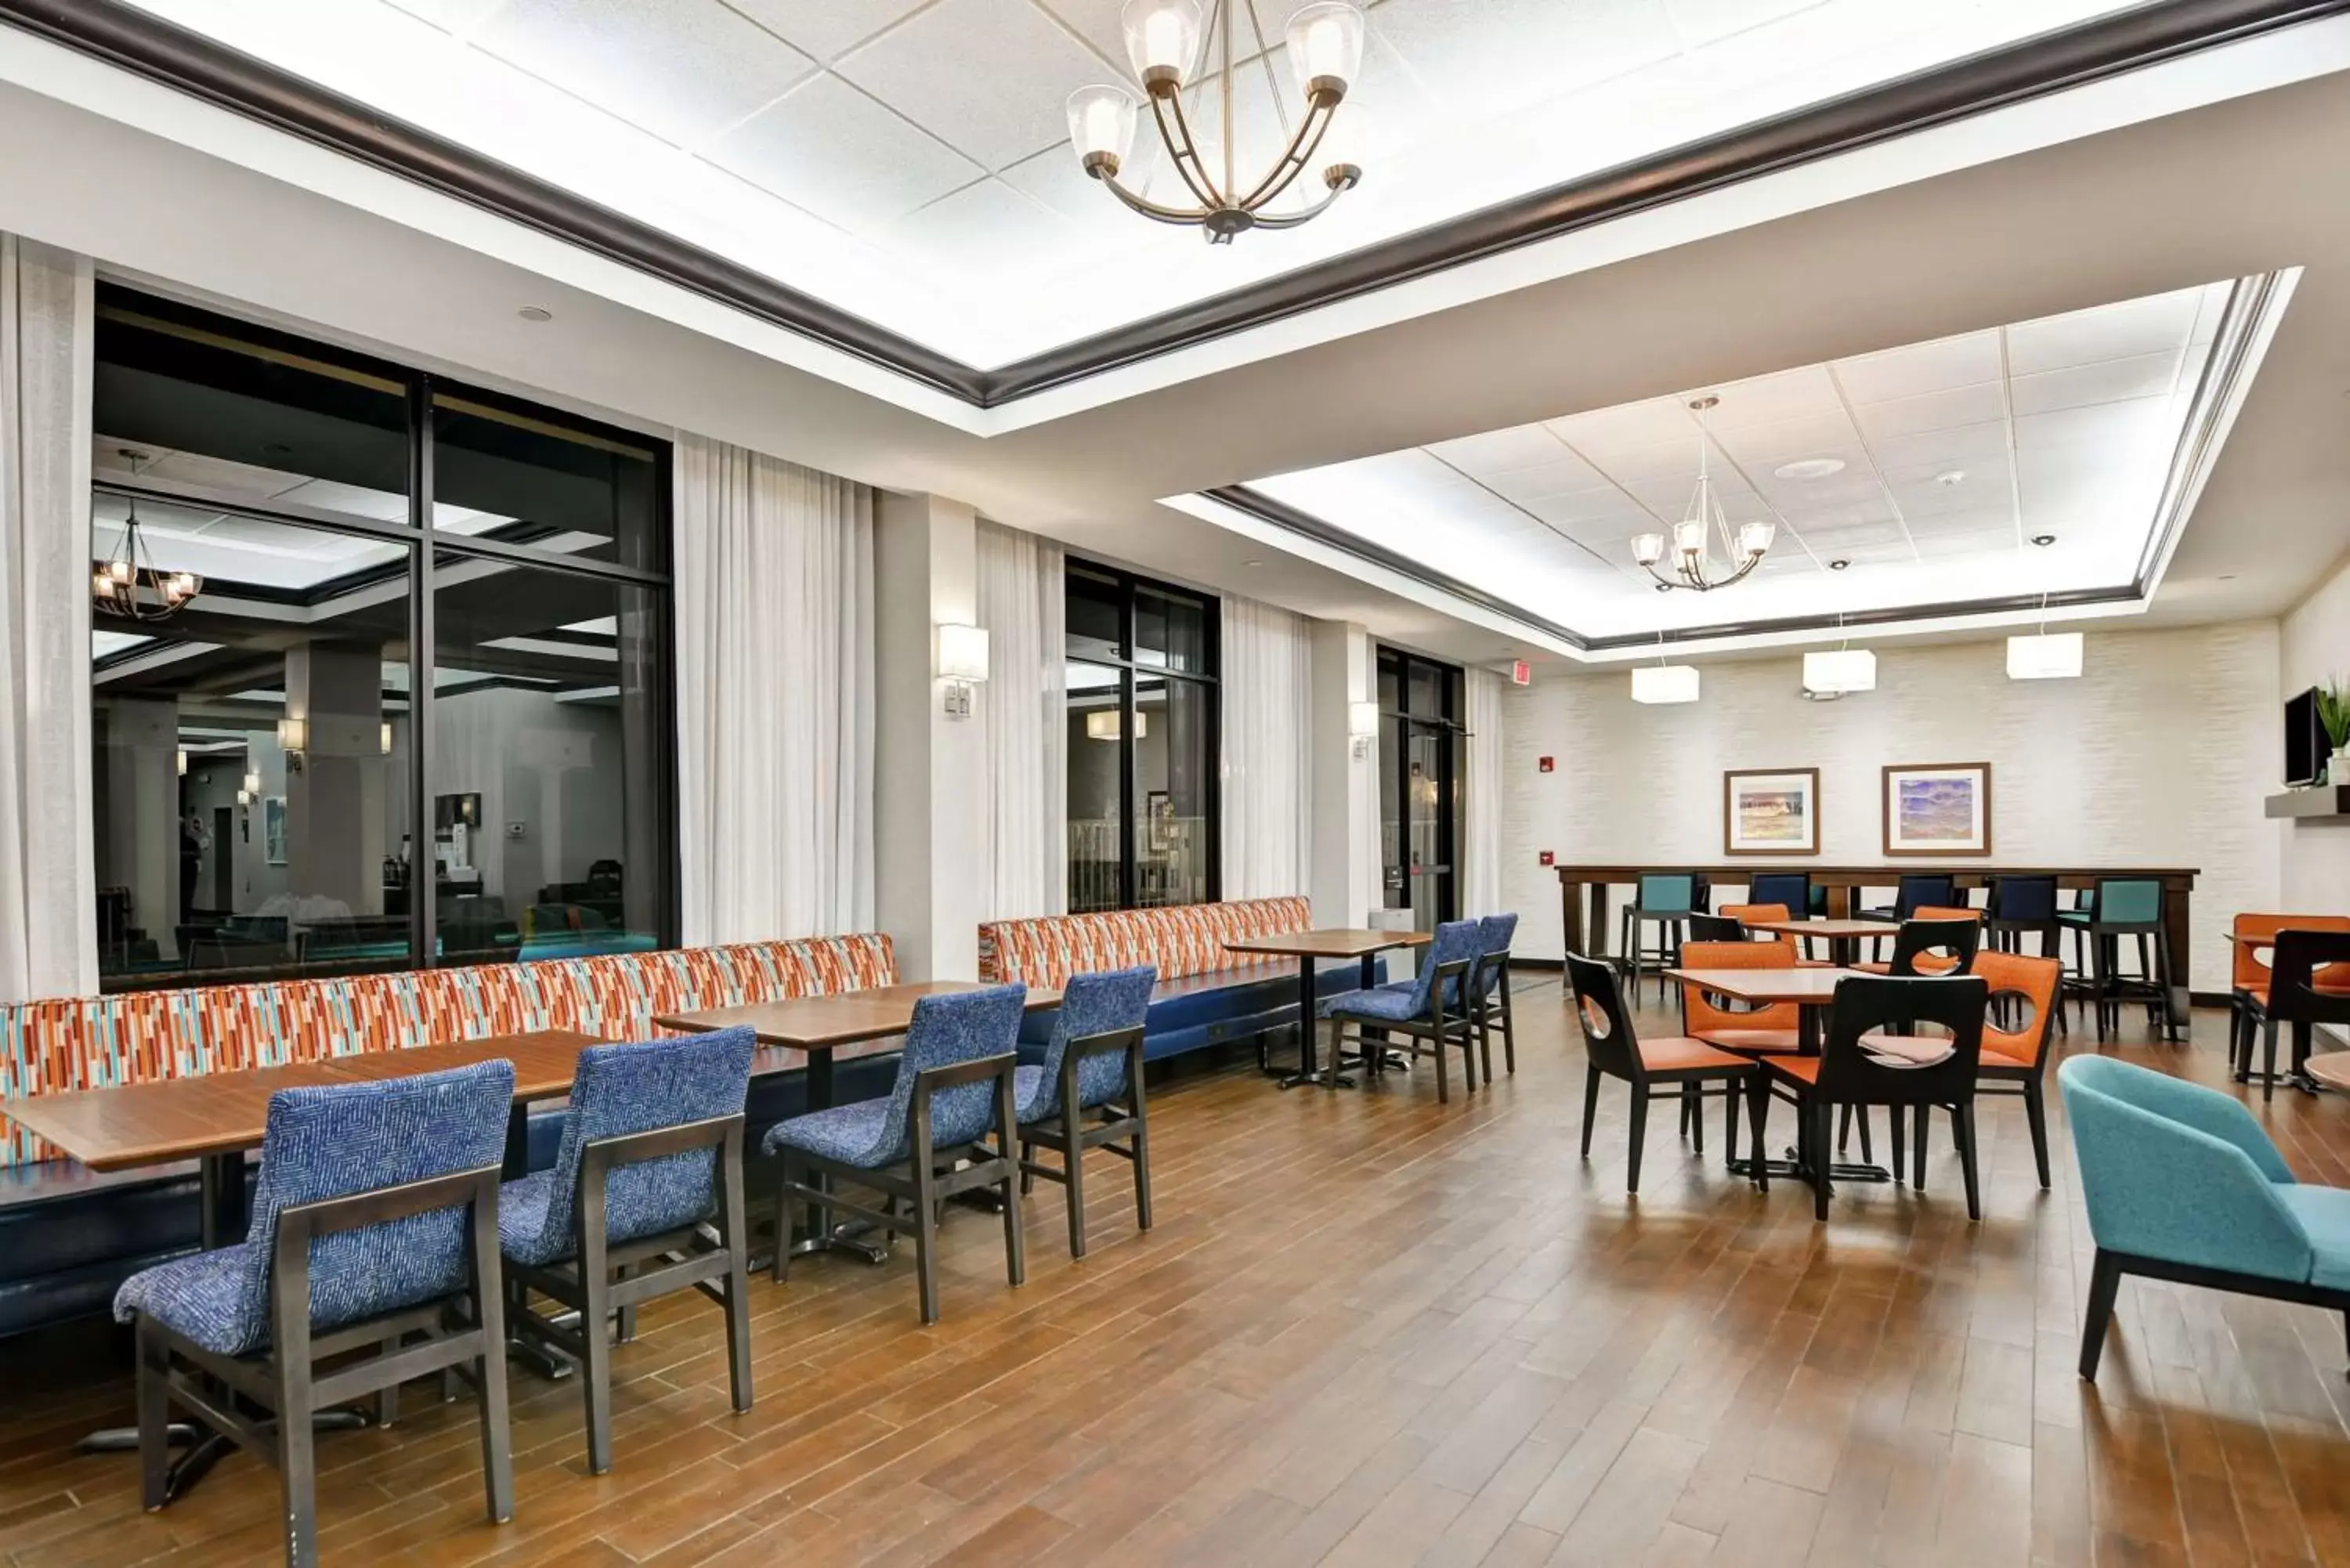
[0,936,895,1169]
[977,898,1311,990]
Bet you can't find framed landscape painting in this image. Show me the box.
[1723,768,1820,857]
[1882,762,1992,856]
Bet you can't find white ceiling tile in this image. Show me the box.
[709,74,984,229]
[2006,287,2200,374]
[1697,365,1841,428]
[2013,396,2171,456]
[1546,396,1690,458]
[2008,349,2184,415]
[381,0,505,34]
[724,0,927,61]
[1864,418,2011,471]
[475,0,816,149]
[1028,0,1140,74]
[1427,424,1575,476]
[1520,488,1652,528]
[1713,412,1859,464]
[1663,0,1829,49]
[887,178,1075,279]
[1848,380,2006,442]
[1480,457,1611,504]
[835,0,1115,170]
[1368,0,1680,123]
[1832,332,2001,404]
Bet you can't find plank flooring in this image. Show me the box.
[4,980,2349,1566]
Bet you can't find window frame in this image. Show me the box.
[1376,646,1466,930]
[92,286,679,990]
[1064,558,1220,913]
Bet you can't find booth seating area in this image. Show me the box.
[0,936,898,1339]
[978,896,1386,1066]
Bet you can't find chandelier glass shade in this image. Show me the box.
[1068,0,1367,244]
[1630,396,1777,592]
[91,497,201,622]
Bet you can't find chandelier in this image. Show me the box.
[92,455,201,621]
[1632,396,1777,592]
[1066,0,1367,244]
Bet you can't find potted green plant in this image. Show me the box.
[2321,680,2350,782]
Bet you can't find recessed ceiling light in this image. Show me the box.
[1828,558,1850,571]
[518,305,554,322]
[1242,559,1264,567]
[1773,457,1846,481]
[2030,533,2057,547]
[1934,469,1967,486]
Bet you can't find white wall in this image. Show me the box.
[1501,622,2282,993]
[2280,555,2350,909]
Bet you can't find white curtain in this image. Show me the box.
[0,236,96,1003]
[976,521,1065,917]
[1463,666,1506,917]
[674,435,875,944]
[1220,594,1313,899]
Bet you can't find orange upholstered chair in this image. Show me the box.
[2229,913,2350,1082]
[1678,940,1800,1055]
[1971,948,2063,1188]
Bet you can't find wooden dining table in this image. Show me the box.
[1740,919,1898,967]
[1222,929,1434,1089]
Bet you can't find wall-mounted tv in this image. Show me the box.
[2286,686,2325,786]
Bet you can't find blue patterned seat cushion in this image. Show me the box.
[766,1100,897,1166]
[1321,985,1427,1022]
[113,1060,514,1357]
[1017,966,1155,1123]
[497,1028,755,1269]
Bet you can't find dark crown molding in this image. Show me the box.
[3,0,2340,410]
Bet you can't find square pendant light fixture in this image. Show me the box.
[1802,649,1877,695]
[1630,664,1701,704]
[2006,632,2084,680]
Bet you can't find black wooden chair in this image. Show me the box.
[2253,930,2350,1099]
[1857,874,1958,959]
[114,1062,519,1568]
[1567,953,1759,1194]
[500,1028,758,1474]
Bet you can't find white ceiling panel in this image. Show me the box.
[2006,284,2205,373]
[708,73,984,229]
[1712,410,1860,463]
[382,0,504,32]
[1664,0,1830,49]
[475,0,817,150]
[2009,349,2185,414]
[727,0,931,62]
[835,0,1115,170]
[1430,424,1578,477]
[888,177,1074,278]
[1832,332,2003,404]
[1479,456,1613,504]
[1846,380,2007,441]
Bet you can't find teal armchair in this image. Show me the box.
[2059,1055,2350,1380]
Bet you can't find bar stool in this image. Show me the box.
[1619,873,1698,1006]
[1984,876,2065,1037]
[2065,878,2177,1043]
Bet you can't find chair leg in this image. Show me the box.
[913,1158,942,1325]
[1065,1127,1089,1260]
[1912,1106,1929,1189]
[1722,1078,1740,1168]
[276,1345,320,1568]
[1000,1151,1026,1292]
[1432,1029,1450,1104]
[2080,1248,2122,1381]
[615,1264,638,1345]
[1855,1107,1872,1165]
[1837,1103,1851,1153]
[579,1253,616,1476]
[1499,990,1517,1074]
[1133,1112,1154,1233]
[1580,1066,1603,1160]
[471,1257,515,1526]
[136,1317,170,1512]
[1811,1101,1834,1222]
[377,1333,401,1427]
[2264,1019,2280,1103]
[1019,1137,1036,1196]
[1744,1079,1770,1194]
[1688,1083,1704,1156]
[1888,1106,1906,1185]
[771,1155,797,1286]
[2023,1080,2052,1190]
[1953,1101,1983,1223]
[718,1141,754,1417]
[1626,1083,1650,1194]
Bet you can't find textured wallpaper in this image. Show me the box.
[2281,558,2350,913]
[1500,622,2283,993]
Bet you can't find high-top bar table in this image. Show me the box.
[1224,929,1433,1089]
[1560,863,2198,1024]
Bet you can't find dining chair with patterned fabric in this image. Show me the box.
[1318,919,1485,1101]
[1969,949,2063,1188]
[501,1028,757,1474]
[114,1061,518,1568]
[1015,966,1157,1259]
[1459,912,1521,1079]
[768,986,1027,1324]
[1567,954,1759,1193]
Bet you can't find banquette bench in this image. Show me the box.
[978,897,1385,1064]
[0,935,898,1339]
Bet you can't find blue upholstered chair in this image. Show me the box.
[114,1061,517,1568]
[1466,912,1520,1080]
[1317,919,1485,1101]
[2060,1054,2350,1381]
[767,985,1027,1324]
[501,1027,757,1475]
[1014,966,1156,1259]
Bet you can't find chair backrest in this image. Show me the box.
[2267,930,2350,1027]
[1636,874,1697,913]
[1816,975,1985,1104]
[2092,877,2163,927]
[1970,949,2060,1071]
[1565,952,1645,1082]
[1720,903,1797,952]
[1404,919,1487,1016]
[2230,912,2350,989]
[2059,1055,2312,1282]
[1466,912,1520,1004]
[1038,966,1157,1103]
[881,985,1030,1151]
[243,1060,515,1339]
[1987,875,2058,923]
[1684,914,1745,942]
[1886,917,1979,977]
[1894,876,1958,917]
[519,1028,756,1256]
[1676,940,1798,1034]
[1747,873,1810,912]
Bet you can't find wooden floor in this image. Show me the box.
[5,981,2350,1566]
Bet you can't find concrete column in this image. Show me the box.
[873,493,986,981]
[97,697,181,960]
[284,643,386,919]
[1307,620,1383,929]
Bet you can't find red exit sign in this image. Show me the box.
[1510,659,1531,686]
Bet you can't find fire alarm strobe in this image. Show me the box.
[1538,757,1555,773]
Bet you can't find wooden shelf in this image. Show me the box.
[2265,786,2350,819]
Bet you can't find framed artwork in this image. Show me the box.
[1723,768,1820,857]
[262,795,288,866]
[1882,762,1992,857]
[1145,789,1176,854]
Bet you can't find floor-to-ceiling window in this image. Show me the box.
[89,286,674,990]
[1377,648,1464,932]
[1065,561,1218,913]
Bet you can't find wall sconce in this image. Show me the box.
[241,770,262,796]
[175,748,187,777]
[1085,709,1147,741]
[1347,699,1380,760]
[277,716,309,771]
[381,721,395,756]
[235,787,252,807]
[935,623,989,720]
